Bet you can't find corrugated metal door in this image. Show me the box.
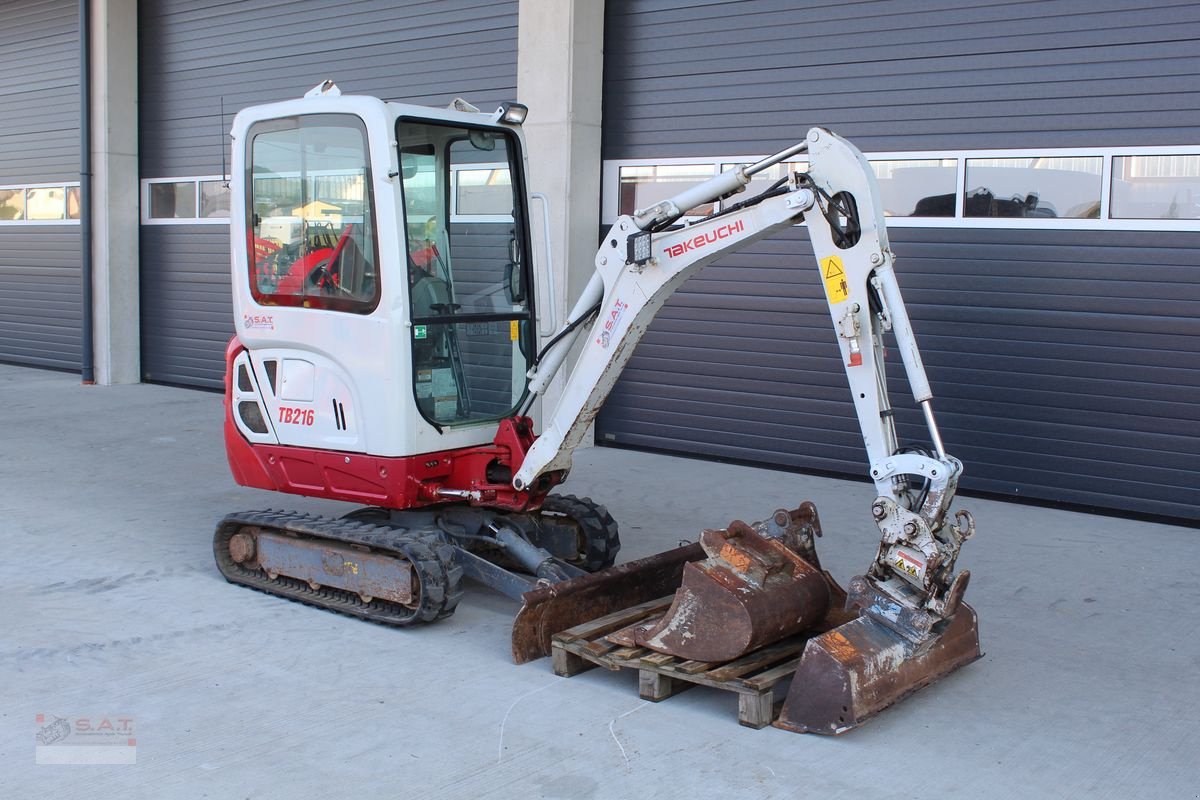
[0,0,81,371]
[597,0,1200,520]
[138,0,519,388]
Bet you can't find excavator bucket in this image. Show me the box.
[511,541,705,663]
[775,600,981,735]
[609,522,834,662]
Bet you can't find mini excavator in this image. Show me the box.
[215,82,981,734]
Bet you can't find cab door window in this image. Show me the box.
[246,114,379,313]
[397,119,533,427]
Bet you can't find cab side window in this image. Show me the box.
[246,115,379,313]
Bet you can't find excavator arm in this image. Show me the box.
[513,128,973,639]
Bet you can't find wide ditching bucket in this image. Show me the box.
[774,600,981,734]
[511,541,705,663]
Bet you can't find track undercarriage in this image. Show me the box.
[213,495,623,629]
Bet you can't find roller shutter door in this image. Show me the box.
[0,0,81,371]
[596,0,1200,520]
[138,0,519,388]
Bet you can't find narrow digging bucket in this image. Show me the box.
[511,541,705,664]
[617,522,833,663]
[774,602,982,735]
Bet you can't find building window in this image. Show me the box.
[964,157,1102,219]
[452,165,513,219]
[0,187,25,220]
[871,159,957,217]
[141,177,230,224]
[1111,155,1200,220]
[199,180,231,218]
[605,146,1199,230]
[149,181,196,219]
[0,183,80,224]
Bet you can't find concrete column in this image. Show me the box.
[90,0,140,385]
[517,0,604,424]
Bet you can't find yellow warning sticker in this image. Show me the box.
[821,255,850,304]
[510,320,520,341]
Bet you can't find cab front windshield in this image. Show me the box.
[397,119,533,427]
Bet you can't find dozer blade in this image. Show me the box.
[774,601,981,735]
[511,541,705,664]
[623,522,834,663]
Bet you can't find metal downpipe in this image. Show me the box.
[79,0,94,384]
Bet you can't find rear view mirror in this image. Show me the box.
[469,130,497,151]
[400,144,436,179]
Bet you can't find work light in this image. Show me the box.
[627,230,652,266]
[497,102,528,125]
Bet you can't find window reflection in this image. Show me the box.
[67,186,81,219]
[199,180,230,218]
[1111,155,1200,219]
[871,159,957,217]
[248,116,377,311]
[150,181,196,219]
[619,164,715,217]
[26,186,66,220]
[455,167,512,216]
[964,157,1101,218]
[0,188,25,220]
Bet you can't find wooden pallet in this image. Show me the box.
[550,596,816,729]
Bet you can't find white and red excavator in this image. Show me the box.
[214,81,981,734]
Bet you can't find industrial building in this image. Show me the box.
[2,0,1197,521]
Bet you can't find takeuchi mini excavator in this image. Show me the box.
[216,81,981,734]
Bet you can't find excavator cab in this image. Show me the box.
[226,84,544,506]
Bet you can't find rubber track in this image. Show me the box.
[542,494,621,573]
[214,509,464,626]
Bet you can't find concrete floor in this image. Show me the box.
[2,363,1197,799]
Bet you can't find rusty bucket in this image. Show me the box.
[774,600,982,735]
[613,521,833,663]
[511,541,705,663]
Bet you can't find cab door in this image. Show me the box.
[395,118,536,440]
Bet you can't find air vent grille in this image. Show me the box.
[238,401,269,434]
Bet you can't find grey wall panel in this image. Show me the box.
[0,231,82,370]
[603,0,1200,158]
[0,0,80,371]
[139,0,519,387]
[140,0,519,177]
[597,227,1200,519]
[0,0,79,182]
[597,1,1200,520]
[139,227,232,388]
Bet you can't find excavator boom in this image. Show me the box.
[511,128,981,732]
